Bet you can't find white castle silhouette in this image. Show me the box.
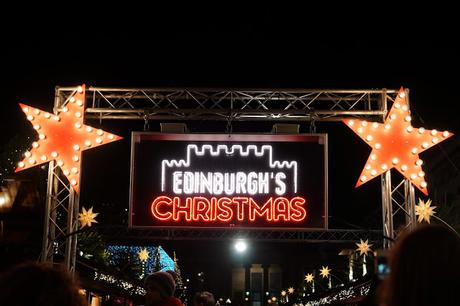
[161,144,298,193]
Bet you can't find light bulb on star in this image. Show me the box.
[343,87,453,195]
[356,239,373,256]
[415,198,436,223]
[281,290,286,296]
[138,248,150,262]
[78,206,99,228]
[320,266,331,278]
[305,273,314,283]
[15,85,123,192]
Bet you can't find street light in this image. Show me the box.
[234,240,247,253]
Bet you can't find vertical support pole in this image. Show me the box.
[404,180,416,230]
[381,171,394,249]
[65,189,79,274]
[41,160,56,262]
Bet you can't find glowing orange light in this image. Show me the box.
[15,85,123,192]
[343,87,453,195]
[150,196,307,223]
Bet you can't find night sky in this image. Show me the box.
[1,4,459,296]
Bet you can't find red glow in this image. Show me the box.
[150,196,307,223]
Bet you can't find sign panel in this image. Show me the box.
[129,133,327,229]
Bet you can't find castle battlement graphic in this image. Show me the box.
[161,144,298,194]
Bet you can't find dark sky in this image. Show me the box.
[1,5,459,236]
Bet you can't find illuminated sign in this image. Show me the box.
[129,133,327,229]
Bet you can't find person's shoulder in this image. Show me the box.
[166,296,183,306]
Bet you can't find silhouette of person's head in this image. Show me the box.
[0,261,84,306]
[383,224,460,306]
[193,291,215,306]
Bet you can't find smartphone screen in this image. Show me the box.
[377,256,390,279]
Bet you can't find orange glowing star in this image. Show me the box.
[343,87,453,195]
[15,85,122,192]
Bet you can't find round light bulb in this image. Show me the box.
[86,127,92,133]
[51,151,58,158]
[421,181,427,188]
[27,115,34,121]
[443,131,449,137]
[75,112,81,118]
[96,137,103,144]
[384,124,391,130]
[348,120,354,126]
[40,155,47,161]
[108,134,114,140]
[72,155,79,162]
[33,124,40,130]
[432,137,438,144]
[371,169,377,176]
[44,113,51,119]
[28,158,36,165]
[70,97,76,103]
[410,173,417,180]
[370,154,377,161]
[357,127,363,134]
[418,171,425,177]
[77,86,83,93]
[84,140,92,147]
[71,179,77,186]
[402,105,408,111]
[365,164,371,170]
[361,121,368,127]
[411,147,418,154]
[406,126,413,133]
[431,129,437,136]
[97,129,104,136]
[53,116,60,121]
[418,127,425,134]
[24,151,31,158]
[62,106,68,112]
[416,159,423,166]
[72,167,78,174]
[399,92,406,98]
[39,134,46,140]
[57,160,64,167]
[390,114,396,120]
[22,107,29,113]
[77,100,83,106]
[63,169,70,176]
[405,115,411,122]
[401,164,408,171]
[18,161,25,168]
[366,135,373,142]
[372,122,378,128]
[375,143,381,149]
[33,109,40,115]
[75,122,81,129]
[73,144,80,151]
[32,142,39,148]
[422,142,429,149]
[392,158,399,165]
[360,175,367,182]
[394,102,401,109]
[381,164,388,170]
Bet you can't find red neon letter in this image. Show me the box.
[216,197,234,222]
[290,197,307,222]
[192,197,211,222]
[273,197,290,221]
[151,196,173,221]
[233,197,249,221]
[173,197,192,221]
[249,197,273,222]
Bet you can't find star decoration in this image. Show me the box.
[281,290,286,296]
[78,206,98,228]
[320,266,330,278]
[356,239,373,256]
[287,287,294,294]
[343,87,453,195]
[15,85,123,192]
[305,273,314,283]
[415,198,437,223]
[138,248,150,262]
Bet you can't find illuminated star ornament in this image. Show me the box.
[305,273,314,283]
[15,85,122,192]
[78,206,98,228]
[356,239,373,256]
[320,266,331,278]
[287,287,294,294]
[281,290,286,297]
[415,198,436,223]
[343,87,453,195]
[138,248,150,262]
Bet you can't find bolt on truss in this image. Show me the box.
[43,86,418,273]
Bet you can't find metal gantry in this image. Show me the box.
[42,86,419,272]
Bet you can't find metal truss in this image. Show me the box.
[42,86,413,273]
[97,226,383,244]
[54,87,394,121]
[41,161,79,273]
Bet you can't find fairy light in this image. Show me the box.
[431,129,437,136]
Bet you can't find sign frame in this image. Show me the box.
[129,132,328,230]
